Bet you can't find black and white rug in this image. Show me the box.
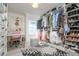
[21,47,70,56]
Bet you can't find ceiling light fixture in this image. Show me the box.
[32,3,38,8]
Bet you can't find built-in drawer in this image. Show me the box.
[0,16,2,23]
[0,15,3,24]
[0,40,5,49]
[0,47,5,56]
[0,16,7,26]
[0,35,6,41]
[0,31,6,36]
[0,23,6,30]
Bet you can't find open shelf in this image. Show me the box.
[65,43,76,46]
[65,39,79,42]
[69,20,79,23]
[70,30,79,32]
[68,14,79,18]
[71,47,79,51]
[67,8,79,13]
[70,26,79,27]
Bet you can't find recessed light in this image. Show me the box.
[32,3,38,8]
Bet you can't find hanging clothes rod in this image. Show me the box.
[42,8,56,17]
[40,5,63,20]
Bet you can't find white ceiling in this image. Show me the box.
[8,3,63,16]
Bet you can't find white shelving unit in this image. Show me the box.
[65,3,79,51]
[0,3,7,56]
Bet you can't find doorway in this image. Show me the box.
[7,12,26,51]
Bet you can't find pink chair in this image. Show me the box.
[11,31,21,47]
[12,31,21,39]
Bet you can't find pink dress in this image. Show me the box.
[38,31,42,40]
[41,31,47,41]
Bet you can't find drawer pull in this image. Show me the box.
[1,43,4,46]
[2,27,4,29]
[2,36,4,37]
[1,52,4,56]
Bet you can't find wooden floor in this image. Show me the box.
[7,48,23,56]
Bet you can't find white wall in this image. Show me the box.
[8,12,25,36]
[25,13,40,47]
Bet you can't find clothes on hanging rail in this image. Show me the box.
[37,19,42,29]
[58,7,64,28]
[48,14,53,29]
[50,31,62,44]
[41,16,48,28]
[64,23,70,34]
[37,29,42,40]
[41,29,47,41]
[52,11,59,30]
[56,12,60,29]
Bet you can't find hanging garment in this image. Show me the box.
[37,19,42,29]
[43,16,48,28]
[47,16,50,27]
[52,11,60,30]
[53,12,56,29]
[53,13,56,29]
[49,14,53,28]
[58,13,62,28]
[58,7,64,28]
[41,30,47,41]
[64,23,70,34]
[37,30,42,40]
[41,18,44,28]
[59,27,64,34]
[50,31,62,44]
[56,12,59,29]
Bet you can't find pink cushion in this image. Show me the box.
[12,31,21,39]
